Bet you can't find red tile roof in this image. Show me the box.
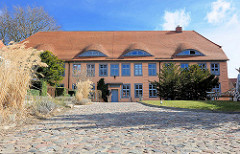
[24,31,228,61]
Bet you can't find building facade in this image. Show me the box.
[25,27,229,102]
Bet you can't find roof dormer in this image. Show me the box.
[75,44,108,58]
[173,43,205,58]
[120,42,153,58]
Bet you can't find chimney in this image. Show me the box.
[176,26,182,33]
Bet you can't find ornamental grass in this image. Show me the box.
[0,42,47,124]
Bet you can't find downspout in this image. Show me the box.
[159,61,162,102]
[68,62,70,90]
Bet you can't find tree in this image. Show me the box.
[150,63,219,100]
[0,6,59,44]
[178,65,219,100]
[97,78,110,102]
[151,63,180,100]
[37,51,64,86]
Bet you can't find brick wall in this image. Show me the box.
[61,61,229,102]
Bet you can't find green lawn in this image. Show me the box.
[143,100,240,112]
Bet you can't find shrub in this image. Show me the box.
[28,89,40,96]
[33,98,56,115]
[97,78,110,102]
[68,90,76,96]
[55,87,67,97]
[41,80,48,96]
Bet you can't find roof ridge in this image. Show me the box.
[192,31,222,48]
[36,30,194,33]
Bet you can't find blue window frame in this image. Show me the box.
[87,64,95,77]
[122,63,130,76]
[176,49,204,56]
[72,83,76,90]
[134,63,142,76]
[181,63,189,69]
[135,83,143,98]
[199,63,207,70]
[73,64,81,77]
[122,84,131,98]
[78,50,107,57]
[211,63,220,75]
[123,50,152,57]
[149,83,157,98]
[110,64,119,76]
[148,63,157,76]
[99,64,108,76]
[212,83,221,93]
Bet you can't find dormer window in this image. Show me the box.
[123,49,152,57]
[78,50,107,57]
[176,49,204,56]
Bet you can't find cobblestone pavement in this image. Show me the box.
[0,102,240,153]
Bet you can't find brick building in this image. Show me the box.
[24,27,229,102]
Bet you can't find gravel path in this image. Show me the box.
[0,102,240,153]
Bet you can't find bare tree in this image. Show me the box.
[0,6,60,44]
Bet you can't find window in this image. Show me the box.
[149,83,157,98]
[199,63,207,70]
[73,64,81,77]
[176,49,204,56]
[99,64,108,76]
[110,64,119,76]
[122,63,130,76]
[87,64,95,77]
[91,83,95,90]
[78,50,107,57]
[211,63,220,75]
[212,83,221,93]
[148,63,157,76]
[58,84,64,87]
[135,83,143,98]
[164,63,173,70]
[123,50,152,57]
[181,63,189,69]
[122,84,130,98]
[134,63,142,76]
[72,83,77,90]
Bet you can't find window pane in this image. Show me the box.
[134,64,142,76]
[111,64,119,76]
[73,64,81,77]
[211,63,220,75]
[149,63,156,76]
[99,64,108,76]
[122,84,130,98]
[87,64,95,77]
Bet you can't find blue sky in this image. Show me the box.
[1,0,240,77]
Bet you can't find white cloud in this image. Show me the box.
[156,9,191,30]
[206,0,232,24]
[203,0,240,78]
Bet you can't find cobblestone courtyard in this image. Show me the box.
[1,102,240,153]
